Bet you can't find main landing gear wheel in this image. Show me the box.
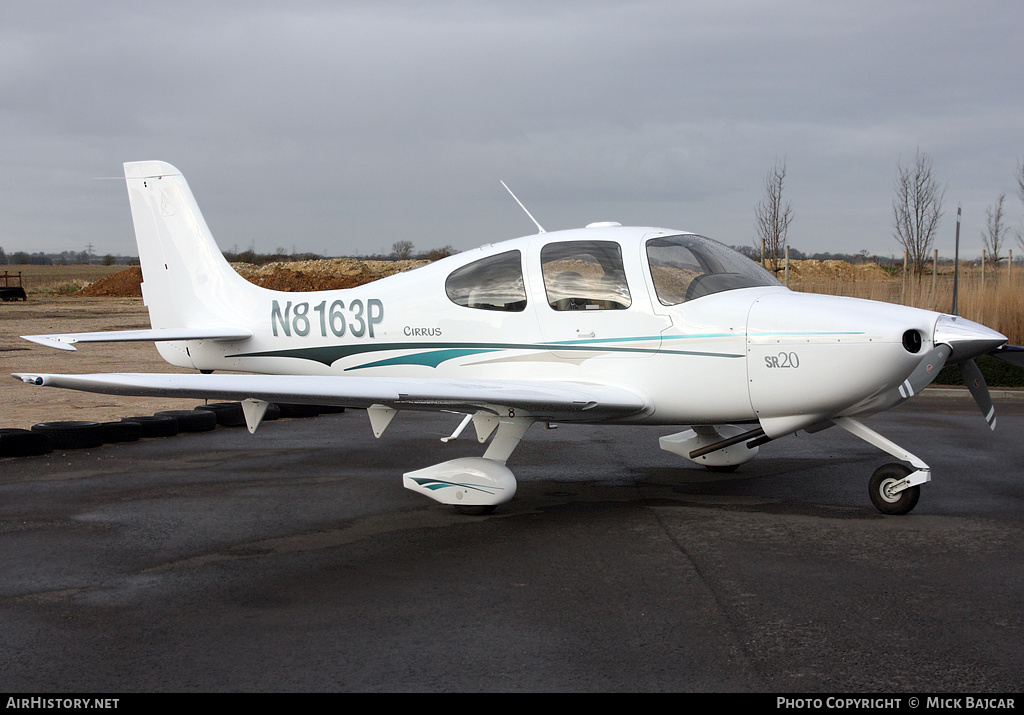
[869,463,920,515]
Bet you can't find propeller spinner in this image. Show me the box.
[933,314,1007,430]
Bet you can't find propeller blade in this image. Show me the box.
[898,345,951,399]
[960,358,996,430]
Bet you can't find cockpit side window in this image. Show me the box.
[445,250,527,312]
[646,234,781,305]
[541,241,631,311]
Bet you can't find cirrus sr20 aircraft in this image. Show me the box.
[14,161,1024,515]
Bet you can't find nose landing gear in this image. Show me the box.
[868,463,921,515]
[834,417,930,515]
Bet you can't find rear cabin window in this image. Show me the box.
[541,240,631,311]
[445,250,527,312]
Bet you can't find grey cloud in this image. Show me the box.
[0,1,1021,258]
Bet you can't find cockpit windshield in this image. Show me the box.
[646,234,781,305]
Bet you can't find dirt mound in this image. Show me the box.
[232,258,428,291]
[786,260,894,283]
[78,259,430,297]
[78,266,144,297]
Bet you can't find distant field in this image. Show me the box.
[1,264,127,294]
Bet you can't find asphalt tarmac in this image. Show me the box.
[1,392,1022,693]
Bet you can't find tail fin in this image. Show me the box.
[124,161,264,331]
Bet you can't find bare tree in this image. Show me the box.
[754,158,793,272]
[892,150,945,275]
[391,240,414,259]
[982,194,1008,264]
[1016,158,1024,252]
[1017,156,1024,204]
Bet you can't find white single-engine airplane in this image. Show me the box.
[13,161,1024,515]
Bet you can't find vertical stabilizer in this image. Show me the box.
[124,161,263,334]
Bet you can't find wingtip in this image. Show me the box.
[21,335,77,351]
[12,373,45,385]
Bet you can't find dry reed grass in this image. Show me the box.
[791,267,1024,344]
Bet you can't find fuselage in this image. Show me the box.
[161,224,950,433]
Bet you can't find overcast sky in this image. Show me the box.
[1,1,1021,259]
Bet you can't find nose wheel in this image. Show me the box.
[868,463,921,515]
[833,417,930,515]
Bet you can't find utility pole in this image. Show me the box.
[952,204,961,315]
[901,250,908,303]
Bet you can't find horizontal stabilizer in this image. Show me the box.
[10,372,651,422]
[21,328,254,352]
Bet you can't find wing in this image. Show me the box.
[11,371,651,425]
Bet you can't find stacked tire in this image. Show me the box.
[277,403,321,418]
[194,402,247,427]
[101,421,142,443]
[121,415,178,438]
[0,428,55,457]
[30,421,104,450]
[3,399,341,460]
[193,402,285,427]
[155,410,218,432]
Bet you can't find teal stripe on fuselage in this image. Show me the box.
[348,348,499,370]
[226,339,743,367]
[225,329,863,369]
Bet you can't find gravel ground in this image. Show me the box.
[1,298,199,429]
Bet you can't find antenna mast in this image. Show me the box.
[500,181,545,234]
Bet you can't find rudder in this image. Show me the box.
[124,161,263,332]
